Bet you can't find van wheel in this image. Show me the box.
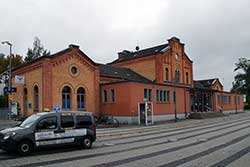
[81,136,92,149]
[17,140,33,155]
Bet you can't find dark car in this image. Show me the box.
[0,111,96,155]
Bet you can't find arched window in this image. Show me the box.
[23,88,28,114]
[62,86,71,110]
[186,72,189,84]
[175,69,180,83]
[34,85,39,112]
[77,87,85,110]
[165,67,169,81]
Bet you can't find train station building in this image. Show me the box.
[12,37,244,124]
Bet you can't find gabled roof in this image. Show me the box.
[13,45,96,72]
[110,44,169,64]
[194,78,221,89]
[99,64,153,83]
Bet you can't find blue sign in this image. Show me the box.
[53,105,60,112]
[3,87,17,93]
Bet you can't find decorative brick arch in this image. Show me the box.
[59,83,74,93]
[75,85,87,111]
[60,83,74,110]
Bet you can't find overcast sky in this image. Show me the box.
[0,0,250,91]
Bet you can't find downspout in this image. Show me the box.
[42,63,44,112]
[184,87,187,118]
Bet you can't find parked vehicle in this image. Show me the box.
[0,111,96,155]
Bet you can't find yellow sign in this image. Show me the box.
[8,94,13,101]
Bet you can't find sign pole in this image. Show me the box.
[145,102,148,126]
[8,44,12,119]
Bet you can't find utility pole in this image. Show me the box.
[173,72,178,122]
[2,41,13,120]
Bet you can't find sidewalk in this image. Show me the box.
[97,111,249,137]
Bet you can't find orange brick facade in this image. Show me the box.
[13,46,100,116]
[12,37,244,124]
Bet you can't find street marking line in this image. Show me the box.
[157,135,250,167]
[94,128,250,167]
[1,119,249,163]
[112,119,250,145]
[11,124,250,167]
[209,145,250,167]
[98,117,250,142]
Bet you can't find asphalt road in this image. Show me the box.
[0,112,250,167]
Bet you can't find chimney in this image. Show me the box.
[69,44,80,49]
[118,50,131,59]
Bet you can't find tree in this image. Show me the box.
[24,37,50,63]
[0,54,24,84]
[231,58,250,105]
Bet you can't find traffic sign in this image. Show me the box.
[53,105,60,112]
[3,87,17,93]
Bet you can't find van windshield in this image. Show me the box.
[20,114,40,128]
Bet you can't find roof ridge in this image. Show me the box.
[126,68,153,82]
[195,78,218,82]
[132,43,167,53]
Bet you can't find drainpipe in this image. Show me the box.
[184,87,187,118]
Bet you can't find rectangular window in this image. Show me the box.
[156,90,159,101]
[103,90,107,103]
[167,91,170,102]
[156,90,170,103]
[218,95,221,104]
[160,90,163,101]
[61,114,74,128]
[186,72,189,84]
[37,117,57,131]
[110,89,115,102]
[148,89,152,101]
[229,96,231,104]
[165,67,169,81]
[144,89,152,101]
[144,89,147,99]
[76,115,93,128]
[163,91,166,102]
[173,91,176,103]
[238,96,240,104]
[224,96,228,104]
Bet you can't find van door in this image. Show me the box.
[60,113,87,143]
[34,116,59,147]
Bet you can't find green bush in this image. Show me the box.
[244,104,250,110]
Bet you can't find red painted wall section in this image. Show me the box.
[101,82,132,116]
[94,66,100,116]
[101,82,191,117]
[214,92,244,112]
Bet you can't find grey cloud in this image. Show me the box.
[0,0,250,91]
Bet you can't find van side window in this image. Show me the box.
[37,117,57,131]
[76,115,92,128]
[61,114,74,128]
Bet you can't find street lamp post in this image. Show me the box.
[173,72,178,122]
[2,41,13,120]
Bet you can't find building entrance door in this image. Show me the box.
[139,103,146,124]
[138,102,154,125]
